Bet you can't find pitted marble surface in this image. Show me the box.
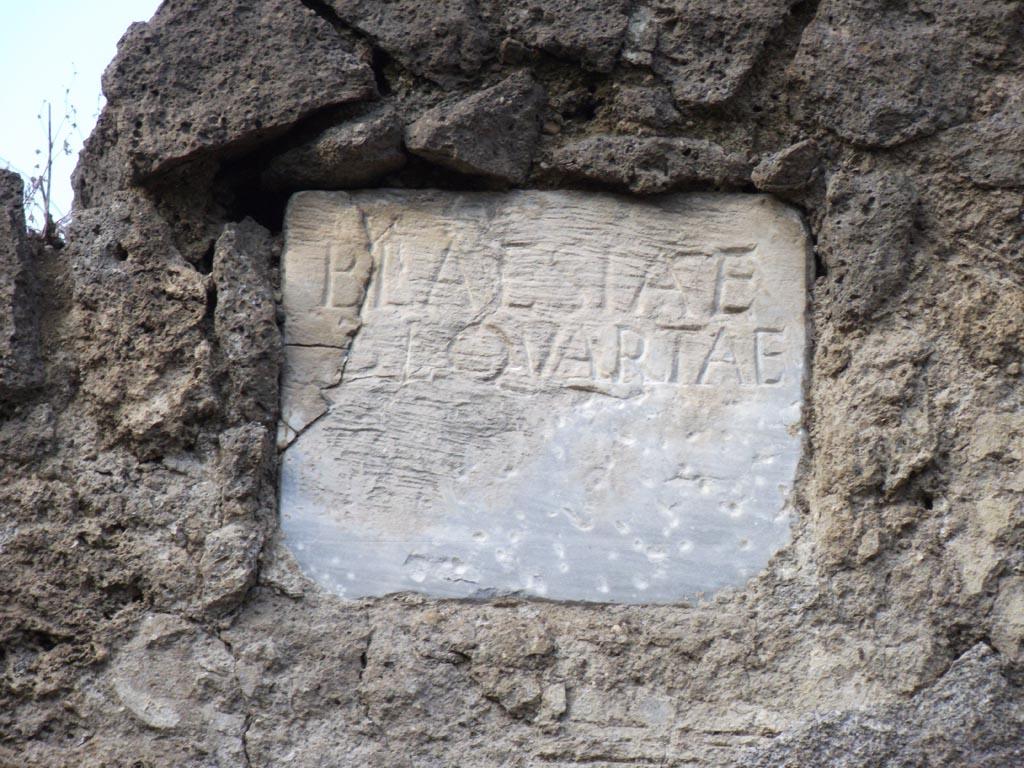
[278,190,809,603]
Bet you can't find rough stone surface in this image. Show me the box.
[748,644,1024,767]
[600,84,683,132]
[326,0,494,85]
[940,87,1024,189]
[73,0,377,205]
[752,139,821,195]
[624,0,798,106]
[501,0,632,72]
[992,577,1024,663]
[106,614,248,763]
[67,192,217,457]
[789,0,1022,147]
[549,135,751,193]
[0,169,41,402]
[199,522,262,613]
[279,190,807,602]
[212,220,281,426]
[262,106,406,191]
[817,169,918,327]
[406,72,546,184]
[4,0,1024,765]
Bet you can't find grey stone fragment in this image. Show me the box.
[748,644,1024,767]
[110,614,246,760]
[818,169,918,326]
[624,0,797,106]
[789,0,1019,147]
[262,107,406,191]
[406,73,546,184]
[218,424,276,521]
[75,0,377,200]
[221,591,378,765]
[0,169,41,402]
[501,0,632,72]
[326,0,493,85]
[941,90,1024,189]
[605,84,682,131]
[991,576,1024,663]
[67,192,215,457]
[199,522,262,613]
[550,135,751,193]
[212,219,281,424]
[752,139,820,195]
[0,402,54,464]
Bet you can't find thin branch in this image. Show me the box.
[44,102,56,242]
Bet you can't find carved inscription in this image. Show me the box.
[279,191,809,603]
[346,241,786,392]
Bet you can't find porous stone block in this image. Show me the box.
[406,72,546,184]
[623,0,798,106]
[0,169,41,401]
[262,107,407,191]
[279,190,809,603]
[752,139,821,195]
[550,136,751,194]
[501,0,633,73]
[325,0,493,85]
[76,0,377,199]
[788,0,1018,147]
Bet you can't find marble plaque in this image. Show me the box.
[278,190,808,603]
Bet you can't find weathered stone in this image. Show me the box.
[952,274,1024,370]
[109,615,246,761]
[550,135,751,193]
[807,325,938,567]
[603,84,683,131]
[748,644,1024,767]
[263,107,406,191]
[219,591,378,766]
[501,0,632,72]
[8,0,1024,764]
[941,88,1024,189]
[406,73,546,184]
[199,522,262,613]
[992,577,1024,663]
[279,190,808,602]
[326,0,493,85]
[218,423,277,521]
[0,169,41,402]
[67,192,216,457]
[789,0,1019,147]
[74,0,377,201]
[623,0,797,106]
[752,139,820,195]
[818,169,918,326]
[212,219,281,424]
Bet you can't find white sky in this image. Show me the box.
[0,1,162,226]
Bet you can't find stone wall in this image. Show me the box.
[2,0,1023,765]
